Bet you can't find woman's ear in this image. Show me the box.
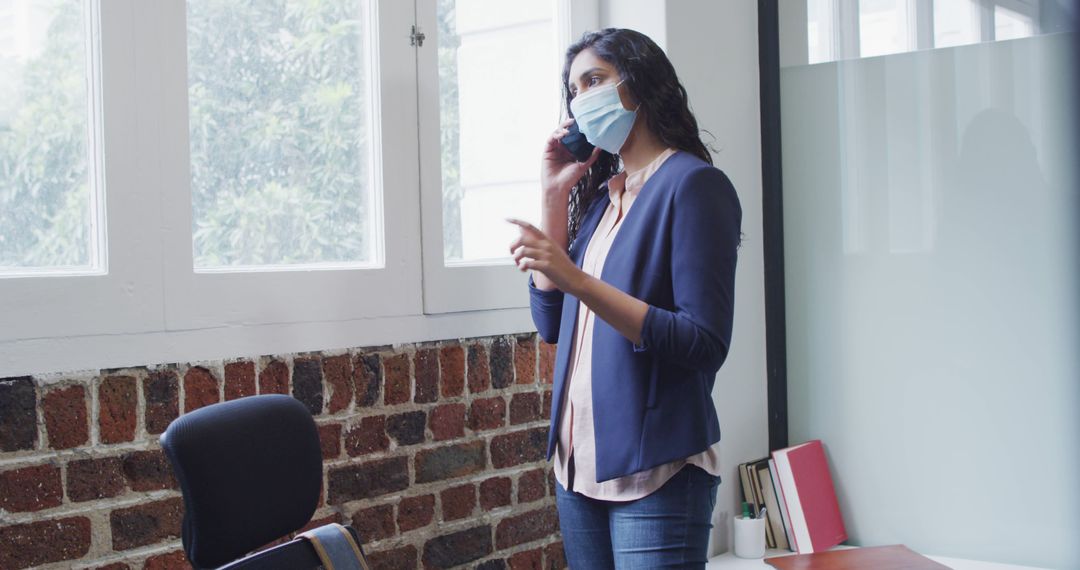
[617,81,639,111]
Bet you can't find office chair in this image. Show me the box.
[161,394,369,569]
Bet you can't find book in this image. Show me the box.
[763,544,949,570]
[771,440,847,554]
[739,462,757,517]
[755,459,789,550]
[746,457,775,548]
[769,458,795,551]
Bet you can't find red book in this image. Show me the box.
[771,440,847,553]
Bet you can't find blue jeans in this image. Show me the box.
[555,464,720,569]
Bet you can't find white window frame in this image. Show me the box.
[0,0,601,375]
[158,0,422,329]
[0,0,165,343]
[416,0,598,314]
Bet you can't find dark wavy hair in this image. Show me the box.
[564,28,713,242]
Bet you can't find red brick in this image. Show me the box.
[0,376,36,451]
[439,345,465,397]
[43,385,88,449]
[344,415,388,457]
[258,359,289,395]
[468,396,506,431]
[421,525,492,568]
[514,335,537,385]
[93,564,131,570]
[317,423,342,460]
[490,337,514,389]
[323,354,353,414]
[386,410,427,446]
[0,464,62,512]
[517,468,546,503]
[383,354,411,405]
[122,449,178,492]
[144,370,179,435]
[350,504,395,542]
[414,348,439,404]
[429,403,465,441]
[544,541,567,570]
[368,544,417,570]
[490,427,547,469]
[414,441,486,484]
[67,456,126,502]
[224,360,256,400]
[327,456,409,504]
[0,516,91,569]
[292,357,324,415]
[467,343,491,394]
[184,366,219,413]
[479,476,512,511]
[542,389,553,420]
[353,353,382,407]
[547,468,557,497]
[142,550,189,570]
[110,497,183,550]
[495,505,559,549]
[538,341,556,384]
[509,548,542,570]
[397,494,435,532]
[99,375,137,443]
[440,483,476,521]
[509,392,542,425]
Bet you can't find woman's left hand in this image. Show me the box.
[507,218,586,295]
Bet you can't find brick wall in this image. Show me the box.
[0,333,565,570]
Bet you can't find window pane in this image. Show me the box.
[187,0,377,269]
[0,1,99,273]
[807,0,836,64]
[859,0,914,58]
[933,0,981,48]
[995,5,1036,41]
[438,0,557,263]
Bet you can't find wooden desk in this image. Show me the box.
[706,548,1051,570]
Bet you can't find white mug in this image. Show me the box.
[733,514,767,558]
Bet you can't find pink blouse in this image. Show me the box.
[552,148,722,501]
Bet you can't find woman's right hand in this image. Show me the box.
[541,118,601,197]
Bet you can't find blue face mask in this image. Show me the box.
[570,80,638,154]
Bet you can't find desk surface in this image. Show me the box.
[706,548,1051,570]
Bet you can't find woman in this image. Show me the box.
[508,29,742,568]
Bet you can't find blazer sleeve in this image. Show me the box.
[529,274,564,344]
[638,166,742,374]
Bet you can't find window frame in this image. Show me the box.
[0,0,601,374]
[159,0,423,329]
[416,0,598,314]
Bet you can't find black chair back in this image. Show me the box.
[161,395,325,569]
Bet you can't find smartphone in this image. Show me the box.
[560,121,595,162]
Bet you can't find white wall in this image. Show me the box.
[598,0,770,556]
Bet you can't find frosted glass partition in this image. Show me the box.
[779,27,1078,570]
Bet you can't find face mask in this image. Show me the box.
[569,80,638,154]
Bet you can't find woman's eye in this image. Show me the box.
[588,76,602,86]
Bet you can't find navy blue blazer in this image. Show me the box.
[529,151,741,483]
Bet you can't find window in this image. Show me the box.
[796,0,1047,64]
[186,0,380,271]
[418,0,594,313]
[0,0,103,276]
[858,0,915,57]
[436,0,558,264]
[0,0,597,363]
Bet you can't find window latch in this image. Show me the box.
[410,25,426,47]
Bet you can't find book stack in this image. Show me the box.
[737,439,847,554]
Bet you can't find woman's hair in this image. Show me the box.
[563,28,713,242]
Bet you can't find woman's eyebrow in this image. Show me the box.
[575,67,606,84]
